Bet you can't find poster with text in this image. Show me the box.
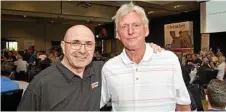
[164,21,194,52]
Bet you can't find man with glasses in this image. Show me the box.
[18,25,104,111]
[101,3,191,111]
[18,25,162,111]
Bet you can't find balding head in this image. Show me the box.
[64,25,95,42]
[61,25,96,73]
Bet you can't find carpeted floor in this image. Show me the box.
[202,99,208,110]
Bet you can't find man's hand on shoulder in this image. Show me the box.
[148,42,165,53]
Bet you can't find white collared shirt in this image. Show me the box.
[101,43,191,111]
[14,59,28,72]
[216,62,226,80]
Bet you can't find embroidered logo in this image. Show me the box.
[91,81,99,89]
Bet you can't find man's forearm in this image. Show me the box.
[175,104,191,111]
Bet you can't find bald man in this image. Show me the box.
[18,25,104,111]
[18,25,162,111]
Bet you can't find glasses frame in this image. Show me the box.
[63,40,94,51]
[119,23,143,31]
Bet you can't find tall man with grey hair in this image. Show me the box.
[101,3,191,111]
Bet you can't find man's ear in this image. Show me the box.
[61,41,65,55]
[145,26,150,37]
[116,30,121,40]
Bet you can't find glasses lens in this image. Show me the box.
[85,44,94,50]
[71,42,81,50]
[71,43,94,50]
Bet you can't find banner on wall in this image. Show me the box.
[201,33,210,50]
[164,21,194,53]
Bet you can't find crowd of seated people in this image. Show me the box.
[176,48,226,81]
[1,46,63,83]
[92,50,117,62]
[174,48,226,111]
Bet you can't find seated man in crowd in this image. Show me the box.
[6,51,17,62]
[201,58,211,69]
[206,79,226,111]
[37,51,47,61]
[14,55,28,73]
[186,54,202,69]
[191,54,202,66]
[1,62,19,92]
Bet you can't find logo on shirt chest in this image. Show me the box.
[91,81,99,89]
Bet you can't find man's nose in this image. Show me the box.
[128,25,134,35]
[79,44,86,54]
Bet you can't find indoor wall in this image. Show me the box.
[2,20,95,51]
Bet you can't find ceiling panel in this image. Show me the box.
[1,1,199,25]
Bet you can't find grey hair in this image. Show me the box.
[112,2,149,31]
[207,79,226,109]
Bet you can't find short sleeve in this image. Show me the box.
[174,58,191,105]
[17,86,41,110]
[100,66,111,108]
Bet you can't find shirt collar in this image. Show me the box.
[56,61,95,82]
[121,43,153,65]
[83,62,96,78]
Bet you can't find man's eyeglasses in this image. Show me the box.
[119,23,143,31]
[63,40,94,50]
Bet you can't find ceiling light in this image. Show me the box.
[174,5,182,8]
[87,20,89,22]
[51,21,54,23]
[23,15,26,17]
[148,11,155,14]
[98,24,101,26]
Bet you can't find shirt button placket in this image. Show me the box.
[134,66,140,111]
[132,63,137,111]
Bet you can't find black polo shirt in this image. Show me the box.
[17,61,104,111]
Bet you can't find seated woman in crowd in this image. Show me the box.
[216,56,226,80]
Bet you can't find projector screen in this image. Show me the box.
[200,1,226,33]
